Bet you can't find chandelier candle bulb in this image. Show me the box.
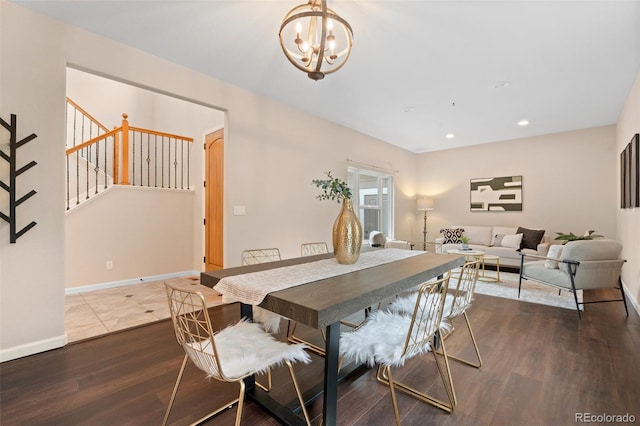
[279,0,353,80]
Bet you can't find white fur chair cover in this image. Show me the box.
[388,292,456,318]
[253,307,284,334]
[185,320,310,381]
[339,309,452,368]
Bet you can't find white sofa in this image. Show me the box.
[435,225,550,267]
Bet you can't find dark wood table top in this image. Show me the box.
[201,251,464,329]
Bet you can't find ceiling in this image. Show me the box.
[13,0,640,153]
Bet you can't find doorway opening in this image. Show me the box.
[64,67,225,341]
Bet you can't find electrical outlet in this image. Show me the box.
[106,261,113,270]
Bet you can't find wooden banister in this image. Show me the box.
[128,126,194,142]
[121,113,129,185]
[66,97,109,133]
[65,128,119,155]
[113,126,119,185]
[65,105,193,209]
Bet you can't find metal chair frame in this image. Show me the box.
[438,260,482,368]
[342,274,456,424]
[241,248,281,265]
[300,241,329,257]
[162,283,310,426]
[518,252,628,319]
[239,247,283,388]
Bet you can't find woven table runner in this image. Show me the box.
[214,248,423,305]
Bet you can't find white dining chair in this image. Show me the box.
[162,282,311,426]
[239,247,288,390]
[389,260,482,368]
[340,273,456,423]
[239,248,285,334]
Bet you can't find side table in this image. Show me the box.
[479,254,500,282]
[446,248,484,261]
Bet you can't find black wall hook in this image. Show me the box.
[1,114,38,243]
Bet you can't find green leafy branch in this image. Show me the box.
[312,171,352,203]
[555,230,603,243]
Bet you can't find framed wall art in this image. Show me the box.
[470,175,522,212]
[620,133,639,209]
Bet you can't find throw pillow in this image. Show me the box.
[544,244,564,269]
[491,233,505,247]
[501,233,523,249]
[440,228,464,244]
[516,226,545,250]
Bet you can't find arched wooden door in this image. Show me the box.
[205,129,223,270]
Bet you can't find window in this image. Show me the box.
[348,167,394,241]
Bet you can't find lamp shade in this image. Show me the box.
[417,197,435,211]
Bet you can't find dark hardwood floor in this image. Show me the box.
[1,289,638,425]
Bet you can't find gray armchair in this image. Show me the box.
[518,239,628,319]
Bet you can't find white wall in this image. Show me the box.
[416,126,618,244]
[222,101,419,262]
[1,1,67,361]
[0,1,418,360]
[66,68,155,129]
[66,69,224,276]
[65,186,195,288]
[616,71,640,311]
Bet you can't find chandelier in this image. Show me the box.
[279,0,353,81]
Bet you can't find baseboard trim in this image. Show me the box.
[0,333,67,363]
[65,270,200,295]
[622,280,640,317]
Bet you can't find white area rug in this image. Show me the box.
[473,270,583,311]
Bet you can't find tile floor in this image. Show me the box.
[64,276,225,343]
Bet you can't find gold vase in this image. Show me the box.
[332,198,362,264]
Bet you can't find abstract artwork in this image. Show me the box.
[620,133,639,209]
[470,176,522,212]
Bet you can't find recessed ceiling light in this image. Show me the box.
[517,119,530,127]
[403,107,414,113]
[445,133,455,139]
[494,81,511,89]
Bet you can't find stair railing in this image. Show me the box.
[65,99,193,210]
[128,122,193,190]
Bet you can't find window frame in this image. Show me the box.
[348,166,395,242]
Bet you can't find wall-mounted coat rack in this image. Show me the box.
[1,114,38,243]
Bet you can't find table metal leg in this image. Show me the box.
[323,322,340,425]
[241,304,256,391]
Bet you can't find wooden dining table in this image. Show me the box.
[200,249,464,426]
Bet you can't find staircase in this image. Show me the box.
[65,98,194,210]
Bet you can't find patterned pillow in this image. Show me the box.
[440,228,465,244]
